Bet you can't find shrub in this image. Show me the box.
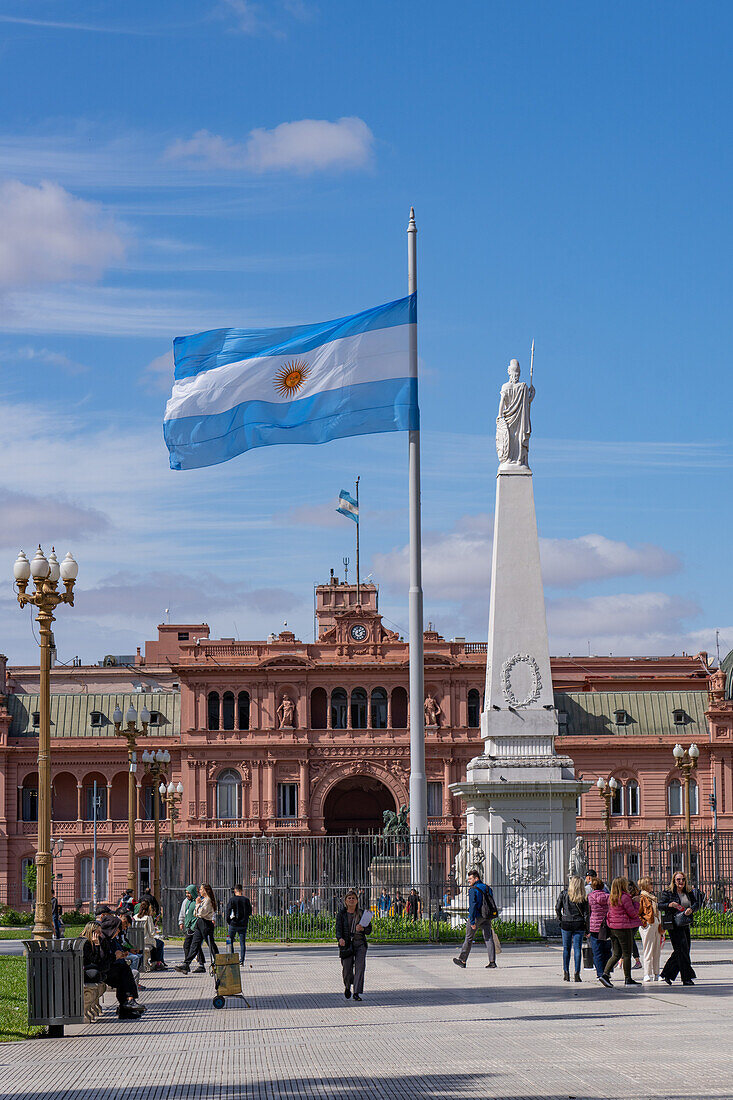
[0,908,34,927]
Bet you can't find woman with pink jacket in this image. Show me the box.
[598,877,641,988]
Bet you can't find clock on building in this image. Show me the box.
[349,623,368,642]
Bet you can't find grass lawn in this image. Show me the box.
[0,957,44,1041]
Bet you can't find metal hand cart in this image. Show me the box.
[212,952,249,1008]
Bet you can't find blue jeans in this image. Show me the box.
[227,926,246,963]
[589,932,612,977]
[561,928,583,974]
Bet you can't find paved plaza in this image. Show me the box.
[2,941,732,1099]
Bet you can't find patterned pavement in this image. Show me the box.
[2,941,732,1099]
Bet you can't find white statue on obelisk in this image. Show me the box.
[496,356,534,468]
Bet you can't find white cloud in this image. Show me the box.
[373,515,680,600]
[0,180,125,289]
[546,592,703,656]
[1,344,87,375]
[220,0,316,35]
[141,349,175,393]
[0,487,110,548]
[165,117,374,174]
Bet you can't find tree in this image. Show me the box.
[23,860,37,897]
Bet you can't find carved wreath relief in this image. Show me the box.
[501,653,542,707]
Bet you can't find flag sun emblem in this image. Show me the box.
[273,359,311,397]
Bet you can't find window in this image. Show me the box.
[611,782,623,816]
[558,711,569,730]
[21,857,34,902]
[277,782,298,819]
[177,632,189,641]
[222,691,235,731]
[310,688,327,730]
[148,711,161,727]
[370,688,388,729]
[331,689,348,730]
[90,711,103,728]
[467,689,481,729]
[668,778,699,816]
[628,852,640,882]
[673,709,687,725]
[627,780,640,816]
[21,785,38,822]
[207,691,220,731]
[138,856,151,896]
[238,691,250,731]
[31,711,40,729]
[668,779,682,816]
[614,709,628,726]
[427,782,443,817]
[80,856,108,902]
[216,769,240,819]
[391,686,408,729]
[84,784,107,821]
[576,793,582,817]
[351,688,368,729]
[143,784,165,821]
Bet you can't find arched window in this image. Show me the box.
[216,769,241,820]
[689,779,699,815]
[82,775,107,821]
[222,691,235,731]
[310,688,327,730]
[668,779,682,816]
[371,688,388,729]
[331,689,348,730]
[351,688,368,729]
[467,689,481,728]
[207,691,220,731]
[143,781,166,821]
[391,686,408,729]
[627,779,640,816]
[237,691,250,731]
[611,781,623,816]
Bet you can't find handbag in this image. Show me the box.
[673,910,692,928]
[597,918,609,942]
[582,943,594,969]
[338,943,354,960]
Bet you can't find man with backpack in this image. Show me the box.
[453,868,498,969]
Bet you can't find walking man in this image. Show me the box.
[453,868,498,969]
[179,884,205,972]
[226,884,252,965]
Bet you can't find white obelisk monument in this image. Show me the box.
[451,358,587,905]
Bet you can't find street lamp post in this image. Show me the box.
[141,749,171,902]
[162,782,184,839]
[14,547,78,941]
[596,776,619,884]
[114,705,150,897]
[673,742,699,882]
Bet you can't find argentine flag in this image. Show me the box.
[337,489,359,523]
[164,295,417,471]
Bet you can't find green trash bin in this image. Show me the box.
[23,938,85,1036]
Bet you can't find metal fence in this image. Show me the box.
[159,828,733,942]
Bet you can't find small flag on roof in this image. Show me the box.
[337,489,359,523]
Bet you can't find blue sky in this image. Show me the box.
[1,0,732,664]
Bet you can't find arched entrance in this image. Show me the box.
[323,776,396,834]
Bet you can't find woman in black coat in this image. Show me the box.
[336,890,372,1002]
[83,920,145,1019]
[659,870,702,986]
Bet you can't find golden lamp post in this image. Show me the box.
[13,547,78,941]
[673,742,699,881]
[162,781,184,839]
[113,705,150,897]
[596,775,619,885]
[141,748,171,901]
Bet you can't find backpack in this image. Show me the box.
[479,884,499,922]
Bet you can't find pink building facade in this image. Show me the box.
[0,576,730,908]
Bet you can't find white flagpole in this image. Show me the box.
[407,207,427,891]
